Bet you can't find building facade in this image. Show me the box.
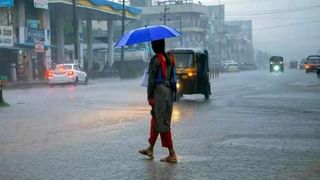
[129,0,230,68]
[0,0,51,82]
[225,20,254,65]
[134,0,209,50]
[207,5,226,65]
[48,0,141,74]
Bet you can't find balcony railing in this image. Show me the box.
[152,0,194,6]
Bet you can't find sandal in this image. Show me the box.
[138,149,154,159]
[160,155,178,163]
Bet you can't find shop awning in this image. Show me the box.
[0,46,21,51]
[16,43,56,49]
[48,0,142,20]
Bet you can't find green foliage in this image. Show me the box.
[0,101,9,107]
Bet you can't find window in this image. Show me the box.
[173,53,194,68]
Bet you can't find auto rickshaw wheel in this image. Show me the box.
[204,91,210,100]
[204,83,210,100]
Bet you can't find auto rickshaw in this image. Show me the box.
[168,48,211,100]
[270,56,284,73]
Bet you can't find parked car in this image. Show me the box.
[48,64,88,85]
[304,55,320,73]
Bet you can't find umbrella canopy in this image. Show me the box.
[114,25,182,47]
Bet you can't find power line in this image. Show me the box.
[253,19,320,31]
[225,19,320,33]
[226,16,320,20]
[227,4,320,16]
[228,4,320,13]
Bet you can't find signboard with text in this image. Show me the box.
[0,0,13,7]
[34,0,48,9]
[0,26,13,47]
[26,28,45,43]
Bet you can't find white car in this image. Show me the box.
[48,64,88,85]
[223,61,240,72]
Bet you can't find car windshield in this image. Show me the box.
[306,57,320,64]
[270,57,283,62]
[173,53,194,68]
[54,65,72,71]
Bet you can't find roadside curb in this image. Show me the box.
[4,81,49,89]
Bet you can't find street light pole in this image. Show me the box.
[121,0,125,62]
[163,5,169,25]
[179,16,183,46]
[72,0,78,63]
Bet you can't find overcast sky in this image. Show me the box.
[200,0,320,60]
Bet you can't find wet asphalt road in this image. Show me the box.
[0,69,320,180]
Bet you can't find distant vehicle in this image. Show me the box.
[223,60,240,72]
[48,64,88,85]
[289,60,298,69]
[304,55,320,73]
[269,56,284,72]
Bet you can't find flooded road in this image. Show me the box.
[0,70,319,179]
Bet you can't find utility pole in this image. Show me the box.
[163,5,169,25]
[72,0,78,63]
[121,0,125,62]
[218,0,222,62]
[179,16,183,46]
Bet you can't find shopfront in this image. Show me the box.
[16,0,51,81]
[0,0,51,82]
[0,1,15,81]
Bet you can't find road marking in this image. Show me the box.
[243,94,320,100]
[290,82,320,87]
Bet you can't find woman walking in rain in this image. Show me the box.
[139,39,178,163]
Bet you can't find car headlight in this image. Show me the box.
[273,65,280,71]
[270,62,273,65]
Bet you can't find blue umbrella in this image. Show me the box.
[114,25,182,48]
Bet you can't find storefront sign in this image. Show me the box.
[34,0,48,9]
[0,0,13,7]
[0,26,13,47]
[34,42,44,53]
[27,19,40,29]
[26,28,45,43]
